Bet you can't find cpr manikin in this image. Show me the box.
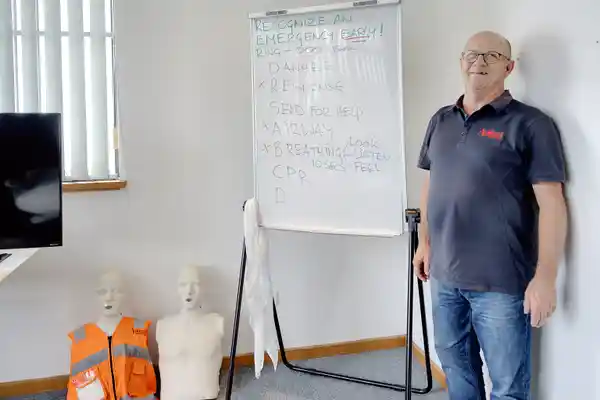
[66,270,157,400]
[96,270,125,334]
[156,266,225,400]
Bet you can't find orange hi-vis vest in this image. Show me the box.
[66,316,157,400]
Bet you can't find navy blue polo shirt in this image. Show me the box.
[418,90,566,295]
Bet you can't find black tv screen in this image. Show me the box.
[0,113,63,250]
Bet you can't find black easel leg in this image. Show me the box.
[224,239,247,400]
[405,224,416,399]
[404,208,434,398]
[269,209,433,395]
[227,208,434,397]
[417,278,433,393]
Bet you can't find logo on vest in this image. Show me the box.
[479,128,504,141]
[72,369,97,388]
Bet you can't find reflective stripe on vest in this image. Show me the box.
[72,319,145,345]
[112,344,151,361]
[121,396,155,400]
[71,345,151,376]
[133,319,146,329]
[72,326,87,343]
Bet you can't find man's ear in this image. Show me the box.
[506,60,516,75]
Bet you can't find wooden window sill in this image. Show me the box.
[63,180,127,192]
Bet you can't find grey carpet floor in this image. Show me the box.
[2,348,448,400]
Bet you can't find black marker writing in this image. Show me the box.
[333,14,352,24]
[272,164,308,184]
[256,47,281,58]
[311,81,344,93]
[277,16,327,32]
[312,159,346,173]
[263,141,349,162]
[332,45,356,53]
[357,149,390,162]
[262,143,271,154]
[257,14,354,34]
[254,20,272,32]
[297,46,322,55]
[263,122,333,139]
[338,105,364,121]
[256,30,334,47]
[275,187,286,203]
[268,78,343,93]
[270,101,305,116]
[268,60,333,74]
[354,161,381,173]
[275,141,283,157]
[310,106,333,117]
[345,137,390,162]
[347,137,379,148]
[270,77,305,93]
[340,24,384,41]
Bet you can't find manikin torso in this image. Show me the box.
[157,310,224,400]
[157,266,224,400]
[71,271,127,400]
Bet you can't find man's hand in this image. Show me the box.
[524,271,557,327]
[413,244,430,281]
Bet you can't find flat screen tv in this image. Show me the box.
[0,113,63,251]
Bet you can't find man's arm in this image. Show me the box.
[533,182,568,281]
[419,172,430,247]
[413,172,431,281]
[414,112,437,280]
[524,181,568,327]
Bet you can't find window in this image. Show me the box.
[0,0,119,182]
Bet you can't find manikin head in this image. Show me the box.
[178,265,203,311]
[460,31,515,96]
[96,270,125,317]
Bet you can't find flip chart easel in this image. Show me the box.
[249,0,407,236]
[226,206,433,399]
[226,1,432,398]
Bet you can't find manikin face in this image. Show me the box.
[178,266,202,310]
[460,31,514,93]
[96,271,124,317]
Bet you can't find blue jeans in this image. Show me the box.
[431,279,532,400]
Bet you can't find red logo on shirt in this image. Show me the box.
[480,128,504,141]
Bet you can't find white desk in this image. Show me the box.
[0,248,39,284]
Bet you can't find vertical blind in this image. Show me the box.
[0,0,118,181]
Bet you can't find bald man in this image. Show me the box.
[414,31,568,399]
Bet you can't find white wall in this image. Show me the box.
[1,1,598,399]
[0,0,412,383]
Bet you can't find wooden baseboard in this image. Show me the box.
[0,375,70,398]
[0,335,449,397]
[221,334,407,370]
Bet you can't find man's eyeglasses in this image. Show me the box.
[461,50,509,64]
